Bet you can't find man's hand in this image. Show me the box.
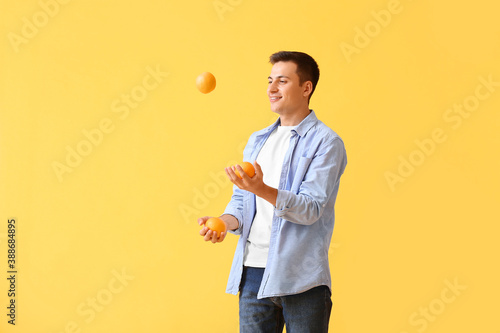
[226,161,278,206]
[198,215,239,243]
[198,216,227,243]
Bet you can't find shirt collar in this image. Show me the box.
[292,110,317,137]
[256,110,318,138]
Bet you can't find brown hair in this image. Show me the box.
[269,51,320,102]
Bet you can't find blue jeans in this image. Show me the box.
[239,267,332,333]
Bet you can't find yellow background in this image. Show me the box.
[1,0,499,332]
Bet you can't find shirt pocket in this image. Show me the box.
[290,156,312,194]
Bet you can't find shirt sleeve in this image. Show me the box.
[222,132,258,235]
[223,184,245,235]
[275,137,347,225]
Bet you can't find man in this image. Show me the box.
[198,51,347,332]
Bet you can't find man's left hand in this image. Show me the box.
[225,161,278,206]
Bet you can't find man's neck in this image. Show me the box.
[279,108,311,126]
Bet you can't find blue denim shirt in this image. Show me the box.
[223,110,347,299]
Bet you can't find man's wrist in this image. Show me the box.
[220,214,239,231]
[257,184,278,207]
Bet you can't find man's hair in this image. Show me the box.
[269,51,320,102]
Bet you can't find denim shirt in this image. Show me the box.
[223,110,348,299]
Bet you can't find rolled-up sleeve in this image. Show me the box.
[275,137,347,225]
[222,132,260,235]
[223,185,245,235]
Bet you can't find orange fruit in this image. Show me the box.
[196,72,216,94]
[234,162,255,179]
[205,217,227,237]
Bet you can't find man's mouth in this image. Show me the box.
[269,96,282,102]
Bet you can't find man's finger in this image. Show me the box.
[225,167,235,180]
[226,167,241,184]
[254,161,262,176]
[198,216,210,226]
[235,165,249,180]
[211,231,219,243]
[204,230,214,242]
[200,226,208,236]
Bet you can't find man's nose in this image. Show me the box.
[268,81,278,93]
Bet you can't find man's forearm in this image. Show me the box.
[256,184,278,207]
[220,214,240,231]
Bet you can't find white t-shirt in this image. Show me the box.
[243,125,295,267]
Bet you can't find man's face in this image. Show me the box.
[267,61,309,116]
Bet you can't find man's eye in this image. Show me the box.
[280,80,286,83]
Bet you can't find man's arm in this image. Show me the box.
[198,214,240,244]
[197,132,258,242]
[225,162,278,206]
[220,214,239,231]
[225,139,346,226]
[198,161,275,245]
[275,138,347,225]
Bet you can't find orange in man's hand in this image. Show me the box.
[196,72,216,94]
[205,217,227,237]
[234,162,256,179]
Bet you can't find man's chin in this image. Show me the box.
[269,106,281,114]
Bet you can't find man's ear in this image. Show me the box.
[303,81,313,98]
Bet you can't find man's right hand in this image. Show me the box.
[198,216,227,244]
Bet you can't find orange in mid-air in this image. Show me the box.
[234,162,255,179]
[205,217,227,237]
[196,72,216,94]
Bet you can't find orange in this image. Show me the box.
[234,162,255,179]
[196,72,216,94]
[205,217,227,237]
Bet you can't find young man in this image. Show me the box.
[198,51,347,332]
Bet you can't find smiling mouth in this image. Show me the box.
[269,96,282,102]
